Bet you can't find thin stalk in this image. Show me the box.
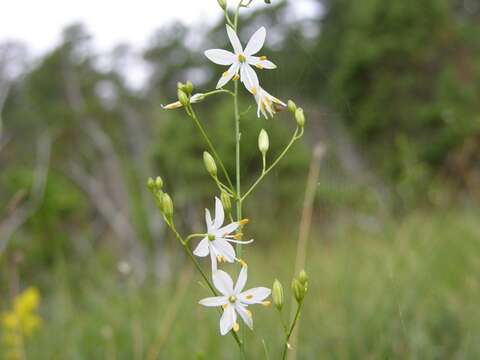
[242,127,302,201]
[188,105,234,190]
[281,303,303,360]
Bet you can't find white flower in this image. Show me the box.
[250,86,286,118]
[193,197,253,271]
[205,25,277,91]
[199,266,271,335]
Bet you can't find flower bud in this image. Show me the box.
[162,193,173,219]
[272,279,284,310]
[147,177,155,191]
[299,270,308,286]
[155,176,163,189]
[185,81,194,95]
[178,89,189,107]
[217,0,227,9]
[287,100,297,114]
[203,151,217,178]
[221,191,231,214]
[190,93,206,104]
[295,108,305,128]
[177,82,185,90]
[292,279,305,303]
[258,129,269,154]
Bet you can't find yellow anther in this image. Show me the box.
[234,233,243,240]
[233,74,240,81]
[250,87,257,95]
[217,255,226,263]
[239,218,249,226]
[246,294,253,300]
[223,71,229,77]
[222,304,228,310]
[255,64,264,69]
[260,56,267,60]
[262,301,271,307]
[246,309,252,318]
[233,322,240,332]
[238,258,248,267]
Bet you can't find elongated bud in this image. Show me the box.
[155,176,163,189]
[177,82,185,90]
[162,193,173,220]
[292,279,305,303]
[288,100,297,114]
[178,89,189,107]
[185,81,194,95]
[295,108,305,128]
[272,279,284,310]
[221,191,231,214]
[203,151,217,178]
[258,129,269,154]
[147,177,155,191]
[190,93,206,104]
[217,0,227,9]
[299,270,308,286]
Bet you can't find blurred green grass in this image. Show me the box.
[15,208,480,359]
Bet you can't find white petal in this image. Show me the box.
[225,238,254,245]
[226,25,243,54]
[217,222,239,236]
[204,49,236,65]
[193,237,210,257]
[213,270,234,296]
[244,27,266,56]
[240,64,259,92]
[214,197,225,229]
[216,63,239,89]
[205,209,213,231]
[248,56,277,69]
[234,265,248,294]
[210,249,218,272]
[220,303,237,336]
[213,239,236,263]
[199,296,228,307]
[239,287,271,304]
[235,304,253,329]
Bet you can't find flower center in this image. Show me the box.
[238,54,246,63]
[208,234,215,241]
[229,295,237,303]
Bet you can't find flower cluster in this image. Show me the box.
[1,287,42,359]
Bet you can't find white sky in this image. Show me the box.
[0,0,319,55]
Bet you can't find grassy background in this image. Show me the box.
[15,208,480,359]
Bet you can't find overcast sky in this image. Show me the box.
[0,0,319,56]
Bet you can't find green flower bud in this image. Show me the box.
[162,193,173,220]
[203,151,217,178]
[185,81,194,95]
[272,279,284,310]
[299,270,308,286]
[292,279,305,303]
[287,100,297,114]
[155,176,163,189]
[178,89,189,107]
[217,0,227,9]
[258,129,269,154]
[295,108,305,128]
[221,191,231,214]
[147,177,155,191]
[177,82,185,90]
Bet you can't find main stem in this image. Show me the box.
[281,303,303,360]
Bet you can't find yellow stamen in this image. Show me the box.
[262,301,271,307]
[255,64,264,69]
[238,258,248,267]
[250,87,257,96]
[223,71,229,77]
[234,233,243,240]
[233,322,240,332]
[239,219,249,226]
[233,74,240,81]
[260,56,267,60]
[222,304,228,310]
[246,294,253,300]
[217,255,226,263]
[246,309,252,318]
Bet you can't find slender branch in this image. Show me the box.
[242,127,302,202]
[204,89,235,98]
[187,105,234,190]
[281,303,303,360]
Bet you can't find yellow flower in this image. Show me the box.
[14,287,40,317]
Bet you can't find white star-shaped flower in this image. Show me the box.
[193,197,253,271]
[199,266,271,335]
[250,86,286,118]
[205,25,277,91]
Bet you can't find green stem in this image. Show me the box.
[242,127,302,202]
[187,105,234,190]
[281,302,303,360]
[204,89,235,98]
